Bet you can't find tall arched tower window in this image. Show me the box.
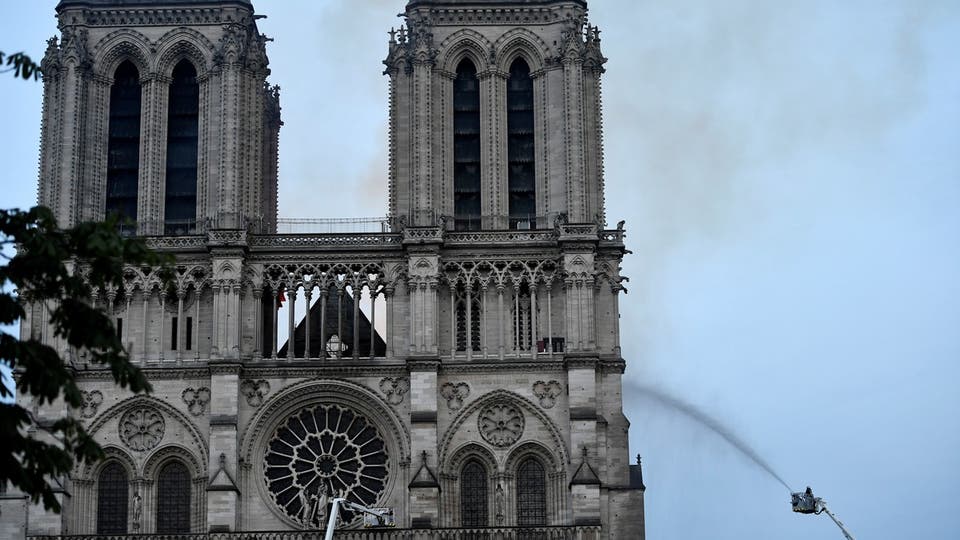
[105,60,142,226]
[96,462,129,534]
[516,457,547,526]
[507,58,535,229]
[460,460,488,526]
[156,460,191,533]
[453,59,481,231]
[164,59,200,235]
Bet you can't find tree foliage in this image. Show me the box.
[0,206,170,511]
[0,51,41,81]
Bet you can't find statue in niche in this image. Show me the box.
[132,488,142,532]
[495,483,505,525]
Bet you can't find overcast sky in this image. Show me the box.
[2,1,959,538]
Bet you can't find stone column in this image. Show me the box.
[561,37,587,223]
[208,237,246,361]
[479,69,508,228]
[140,73,171,234]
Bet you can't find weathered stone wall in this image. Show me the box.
[14,0,643,538]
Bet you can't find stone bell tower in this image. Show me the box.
[39,0,281,235]
[385,0,608,230]
[8,1,645,538]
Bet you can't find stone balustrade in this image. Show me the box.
[28,525,602,540]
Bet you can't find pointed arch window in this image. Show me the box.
[455,283,481,353]
[460,460,489,527]
[105,60,142,228]
[156,460,191,533]
[164,59,200,235]
[516,457,547,526]
[512,282,533,352]
[507,58,536,229]
[96,462,129,534]
[454,59,482,231]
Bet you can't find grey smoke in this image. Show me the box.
[629,382,793,492]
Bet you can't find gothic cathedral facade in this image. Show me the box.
[4,0,645,538]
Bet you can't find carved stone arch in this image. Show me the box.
[80,444,138,481]
[87,395,208,462]
[94,29,152,79]
[240,377,411,463]
[439,389,569,469]
[438,29,493,73]
[441,441,498,528]
[239,378,411,529]
[494,28,549,73]
[142,444,206,480]
[386,261,408,288]
[593,260,618,289]
[503,440,561,475]
[154,27,213,79]
[533,258,562,287]
[504,440,561,526]
[141,444,204,533]
[444,441,499,476]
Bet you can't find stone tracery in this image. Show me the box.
[478,402,525,448]
[118,407,165,452]
[263,404,390,528]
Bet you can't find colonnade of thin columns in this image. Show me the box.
[447,279,559,359]
[88,286,203,365]
[262,281,387,360]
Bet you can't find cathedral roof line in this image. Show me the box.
[407,0,586,8]
[57,0,252,10]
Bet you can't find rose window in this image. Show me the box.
[478,403,525,448]
[118,407,165,451]
[264,404,389,526]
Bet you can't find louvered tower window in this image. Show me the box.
[454,59,481,231]
[516,457,547,526]
[507,58,536,229]
[156,460,191,533]
[105,61,141,227]
[96,462,129,534]
[460,460,488,527]
[164,60,199,235]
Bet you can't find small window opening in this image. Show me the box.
[171,316,178,350]
[185,316,193,351]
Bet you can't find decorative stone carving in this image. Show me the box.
[264,404,389,528]
[119,407,165,452]
[440,382,470,410]
[379,377,410,405]
[532,380,562,409]
[478,403,524,448]
[181,387,211,416]
[495,483,505,525]
[240,379,270,407]
[132,488,142,532]
[80,390,103,418]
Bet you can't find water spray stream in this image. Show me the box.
[632,384,858,538]
[632,384,792,492]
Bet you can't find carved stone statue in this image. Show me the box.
[132,489,142,532]
[300,480,331,529]
[495,483,505,525]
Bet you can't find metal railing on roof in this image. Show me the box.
[275,217,392,234]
